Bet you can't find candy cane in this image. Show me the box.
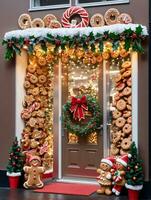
[62,6,89,28]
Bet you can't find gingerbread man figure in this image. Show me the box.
[23,155,45,189]
[112,154,129,195]
[97,156,115,195]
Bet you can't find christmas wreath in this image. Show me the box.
[62,95,102,136]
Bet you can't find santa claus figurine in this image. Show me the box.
[112,154,130,195]
[97,156,115,195]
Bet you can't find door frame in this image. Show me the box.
[55,52,138,180]
[14,51,138,180]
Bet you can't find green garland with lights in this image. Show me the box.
[2,25,145,60]
[62,96,102,136]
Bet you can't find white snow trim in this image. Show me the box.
[125,183,143,191]
[4,24,148,40]
[6,172,21,177]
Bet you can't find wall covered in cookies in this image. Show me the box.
[0,0,149,181]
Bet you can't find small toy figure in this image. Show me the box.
[97,156,115,195]
[23,155,45,189]
[112,154,129,195]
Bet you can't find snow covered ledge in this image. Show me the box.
[4,24,148,39]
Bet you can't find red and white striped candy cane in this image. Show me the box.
[62,6,89,28]
[28,102,38,113]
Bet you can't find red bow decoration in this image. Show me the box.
[70,96,88,121]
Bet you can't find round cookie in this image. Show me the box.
[127,116,132,124]
[18,13,31,29]
[24,81,31,89]
[90,14,104,27]
[123,70,131,78]
[120,49,129,58]
[32,87,40,96]
[117,13,132,24]
[123,110,131,118]
[122,87,131,96]
[122,61,131,69]
[123,123,132,134]
[38,75,47,84]
[116,99,126,111]
[104,8,120,25]
[38,57,47,66]
[116,82,125,91]
[27,64,36,73]
[121,137,132,150]
[111,50,120,58]
[31,18,45,28]
[115,117,126,128]
[29,74,38,84]
[43,14,57,27]
[112,110,122,119]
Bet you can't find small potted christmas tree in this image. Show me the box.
[6,137,24,189]
[125,142,144,200]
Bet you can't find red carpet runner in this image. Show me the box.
[35,182,99,196]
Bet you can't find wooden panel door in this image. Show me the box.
[62,60,103,178]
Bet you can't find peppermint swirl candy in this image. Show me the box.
[62,6,89,28]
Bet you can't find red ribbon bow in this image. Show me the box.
[70,96,88,121]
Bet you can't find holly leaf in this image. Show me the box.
[41,43,47,52]
[90,43,95,51]
[12,45,21,55]
[135,25,143,36]
[5,47,14,60]
[28,45,34,54]
[109,32,119,40]
[124,28,133,35]
[112,40,119,50]
[99,41,103,52]
[124,38,131,51]
[132,40,144,53]
[18,37,24,46]
[2,39,8,46]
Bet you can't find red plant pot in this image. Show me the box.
[8,176,20,189]
[128,189,139,200]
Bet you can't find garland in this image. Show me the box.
[62,96,102,136]
[2,25,146,60]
